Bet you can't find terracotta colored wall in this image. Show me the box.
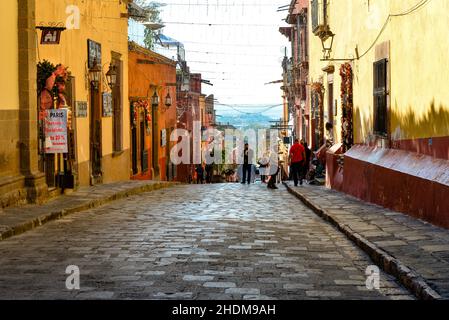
[128,46,177,181]
[343,145,449,229]
[392,136,449,161]
[325,144,344,191]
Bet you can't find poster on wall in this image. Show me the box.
[102,93,112,117]
[87,39,102,68]
[161,129,166,147]
[44,109,68,154]
[76,101,88,118]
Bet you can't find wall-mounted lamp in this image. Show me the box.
[165,92,172,107]
[151,90,159,108]
[321,32,335,60]
[106,64,117,89]
[89,58,102,90]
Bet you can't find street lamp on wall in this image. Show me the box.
[165,92,172,107]
[89,58,102,90]
[151,90,159,108]
[321,32,335,60]
[105,64,117,89]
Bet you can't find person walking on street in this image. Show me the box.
[289,138,306,186]
[205,163,213,183]
[301,140,312,182]
[258,151,270,183]
[195,164,204,184]
[242,143,254,184]
[267,149,279,189]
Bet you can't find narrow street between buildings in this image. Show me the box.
[0,184,412,300]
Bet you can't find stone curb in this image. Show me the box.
[0,182,178,242]
[283,182,442,300]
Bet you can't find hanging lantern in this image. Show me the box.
[151,91,159,108]
[89,58,101,90]
[106,64,117,89]
[165,92,172,107]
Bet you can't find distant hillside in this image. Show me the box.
[216,113,277,130]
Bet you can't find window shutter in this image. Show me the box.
[373,59,388,136]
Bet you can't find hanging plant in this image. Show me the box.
[132,100,151,129]
[37,60,57,96]
[311,82,324,94]
[340,63,354,152]
[145,108,152,124]
[131,102,138,128]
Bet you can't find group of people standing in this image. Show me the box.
[194,163,214,184]
[193,139,312,188]
[239,140,312,189]
[242,143,280,189]
[288,138,312,187]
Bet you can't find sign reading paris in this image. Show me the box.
[44,109,68,154]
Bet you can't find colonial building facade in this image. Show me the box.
[0,0,48,208]
[307,0,449,228]
[128,42,177,182]
[35,0,131,187]
[280,0,310,147]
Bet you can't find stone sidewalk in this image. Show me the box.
[284,182,449,300]
[0,180,176,241]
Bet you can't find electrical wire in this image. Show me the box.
[162,2,282,7]
[182,49,282,57]
[186,60,282,67]
[162,21,280,27]
[357,0,432,60]
[215,103,282,115]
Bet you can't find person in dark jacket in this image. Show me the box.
[301,140,312,182]
[241,143,254,184]
[195,164,204,184]
[205,163,213,183]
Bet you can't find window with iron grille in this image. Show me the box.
[112,59,123,152]
[373,59,388,136]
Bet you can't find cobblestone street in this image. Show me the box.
[0,184,412,300]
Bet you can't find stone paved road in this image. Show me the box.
[0,184,413,300]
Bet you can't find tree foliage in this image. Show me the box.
[134,1,163,50]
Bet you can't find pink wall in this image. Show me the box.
[342,145,449,229]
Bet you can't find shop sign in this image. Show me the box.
[37,27,65,45]
[44,109,68,153]
[102,93,113,117]
[76,101,88,118]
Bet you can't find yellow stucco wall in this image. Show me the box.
[309,0,449,144]
[36,0,130,184]
[0,1,19,111]
[0,1,20,177]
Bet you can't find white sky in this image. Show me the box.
[129,0,291,118]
